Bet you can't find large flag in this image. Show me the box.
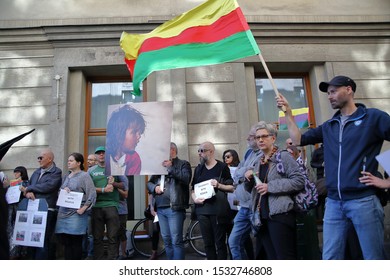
[278,108,309,130]
[120,0,260,95]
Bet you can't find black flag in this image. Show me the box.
[0,129,35,162]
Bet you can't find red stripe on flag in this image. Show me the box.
[125,58,137,80]
[139,8,248,54]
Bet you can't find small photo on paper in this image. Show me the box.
[16,230,25,241]
[31,232,42,243]
[33,214,43,225]
[18,213,28,223]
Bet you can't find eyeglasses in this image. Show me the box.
[255,134,272,140]
[197,149,209,153]
[224,155,232,159]
[37,156,43,160]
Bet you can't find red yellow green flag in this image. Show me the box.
[120,0,260,95]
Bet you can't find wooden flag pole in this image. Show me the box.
[258,53,286,112]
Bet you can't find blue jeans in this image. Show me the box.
[228,207,253,260]
[157,207,185,260]
[323,195,386,260]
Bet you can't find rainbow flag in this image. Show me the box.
[279,107,309,130]
[120,0,260,95]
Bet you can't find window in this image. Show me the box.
[255,75,316,149]
[85,80,145,220]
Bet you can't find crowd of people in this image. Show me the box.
[1,75,390,260]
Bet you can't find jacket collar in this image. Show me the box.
[330,103,367,122]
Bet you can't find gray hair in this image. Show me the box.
[170,142,178,153]
[255,121,278,138]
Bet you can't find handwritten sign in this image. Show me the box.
[194,179,215,200]
[56,189,83,209]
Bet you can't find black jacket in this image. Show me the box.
[148,157,192,210]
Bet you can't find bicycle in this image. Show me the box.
[130,216,205,258]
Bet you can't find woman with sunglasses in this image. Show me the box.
[222,150,240,168]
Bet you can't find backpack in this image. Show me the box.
[275,151,319,213]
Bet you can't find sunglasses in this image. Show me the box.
[37,156,43,160]
[197,149,209,153]
[224,155,232,159]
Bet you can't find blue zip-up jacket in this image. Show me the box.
[300,103,390,201]
[27,163,62,209]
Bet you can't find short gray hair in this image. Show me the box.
[255,121,278,138]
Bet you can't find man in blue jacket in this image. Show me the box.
[276,75,390,259]
[24,148,62,259]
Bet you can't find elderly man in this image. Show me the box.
[24,148,62,259]
[191,141,234,260]
[228,123,263,260]
[148,142,192,260]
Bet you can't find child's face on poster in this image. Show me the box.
[123,128,141,152]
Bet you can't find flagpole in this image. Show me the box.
[258,53,286,112]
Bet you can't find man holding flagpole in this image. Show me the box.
[276,75,390,259]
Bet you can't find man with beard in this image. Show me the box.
[276,75,390,259]
[191,141,234,260]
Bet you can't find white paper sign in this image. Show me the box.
[376,149,390,176]
[194,179,216,200]
[6,186,22,204]
[27,199,40,211]
[228,166,237,178]
[12,209,47,248]
[56,189,83,209]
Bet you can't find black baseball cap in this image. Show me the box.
[319,76,356,93]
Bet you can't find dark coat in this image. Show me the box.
[148,157,192,210]
[301,103,390,200]
[26,163,62,209]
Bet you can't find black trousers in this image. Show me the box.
[197,214,229,260]
[256,212,297,260]
[58,233,84,260]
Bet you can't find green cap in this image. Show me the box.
[94,146,105,154]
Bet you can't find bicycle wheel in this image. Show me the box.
[131,218,165,258]
[188,220,206,257]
